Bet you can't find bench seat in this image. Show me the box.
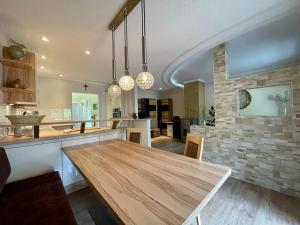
[0,171,77,225]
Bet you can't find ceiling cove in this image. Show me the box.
[165,1,300,88]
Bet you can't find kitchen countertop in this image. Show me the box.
[0,118,151,128]
[0,127,124,146]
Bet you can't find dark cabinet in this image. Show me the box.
[157,99,173,135]
[138,98,157,119]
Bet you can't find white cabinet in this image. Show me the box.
[4,130,126,189]
[62,152,83,186]
[61,134,100,148]
[5,141,62,184]
[61,134,99,186]
[100,131,125,142]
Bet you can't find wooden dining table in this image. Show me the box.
[63,139,231,225]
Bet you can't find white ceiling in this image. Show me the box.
[171,9,300,85]
[227,11,300,77]
[172,49,213,85]
[0,0,299,90]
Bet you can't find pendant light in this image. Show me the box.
[108,26,121,96]
[136,0,154,90]
[119,9,135,91]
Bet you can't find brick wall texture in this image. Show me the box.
[191,43,300,197]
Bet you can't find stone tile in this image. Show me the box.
[191,44,300,197]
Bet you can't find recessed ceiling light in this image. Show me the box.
[159,87,162,90]
[40,66,45,69]
[41,36,49,42]
[41,55,47,59]
[59,74,63,77]
[85,50,91,55]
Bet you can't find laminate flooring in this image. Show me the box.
[68,178,300,225]
[151,136,185,154]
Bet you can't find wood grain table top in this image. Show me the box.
[63,140,231,225]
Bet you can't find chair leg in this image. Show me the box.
[196,215,201,225]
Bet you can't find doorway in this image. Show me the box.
[72,92,99,127]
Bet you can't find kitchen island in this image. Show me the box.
[0,118,151,193]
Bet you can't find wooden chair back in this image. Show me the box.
[126,128,144,145]
[184,133,204,160]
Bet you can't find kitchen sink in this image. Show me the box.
[5,115,45,125]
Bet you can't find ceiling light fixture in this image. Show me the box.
[107,26,121,97]
[136,0,154,90]
[59,74,63,77]
[41,36,49,42]
[41,55,47,59]
[40,66,45,69]
[85,50,91,55]
[118,9,134,91]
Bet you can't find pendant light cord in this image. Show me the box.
[141,0,147,71]
[112,26,117,84]
[124,9,129,75]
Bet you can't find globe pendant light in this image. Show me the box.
[136,0,154,90]
[119,9,135,91]
[108,26,121,96]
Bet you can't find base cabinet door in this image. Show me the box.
[100,131,126,142]
[5,141,62,183]
[62,152,83,186]
[61,135,100,186]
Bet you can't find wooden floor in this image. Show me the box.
[68,178,300,225]
[151,136,185,154]
[68,187,99,225]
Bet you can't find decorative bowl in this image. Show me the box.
[5,115,45,125]
[8,45,26,60]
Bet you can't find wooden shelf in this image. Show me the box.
[5,101,37,106]
[0,58,33,69]
[0,87,33,93]
[0,47,36,104]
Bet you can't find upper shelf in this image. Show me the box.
[0,58,33,69]
[0,87,33,93]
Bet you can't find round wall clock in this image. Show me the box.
[239,90,251,109]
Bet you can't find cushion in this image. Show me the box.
[0,171,77,225]
[0,147,11,193]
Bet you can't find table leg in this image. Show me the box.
[196,215,201,225]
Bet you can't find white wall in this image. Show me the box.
[37,76,107,121]
[105,94,121,119]
[121,86,138,117]
[159,88,185,118]
[137,89,160,99]
[204,81,214,117]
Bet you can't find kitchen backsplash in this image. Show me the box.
[0,105,72,123]
[0,106,7,123]
[38,108,72,122]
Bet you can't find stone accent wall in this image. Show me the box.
[192,44,300,197]
[190,125,217,159]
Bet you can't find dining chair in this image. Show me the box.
[126,128,144,145]
[184,133,204,225]
[184,133,204,161]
